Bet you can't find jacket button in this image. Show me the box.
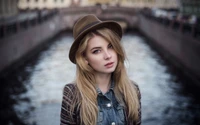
[106,103,112,107]
[111,122,115,125]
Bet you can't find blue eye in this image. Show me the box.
[108,44,113,48]
[92,50,100,54]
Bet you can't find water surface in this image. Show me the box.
[1,32,199,125]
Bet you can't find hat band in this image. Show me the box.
[77,21,100,37]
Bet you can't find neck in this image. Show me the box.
[95,73,112,94]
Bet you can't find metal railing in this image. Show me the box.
[0,9,58,39]
[140,8,200,39]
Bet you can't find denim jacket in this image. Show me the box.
[60,81,141,125]
[96,82,125,125]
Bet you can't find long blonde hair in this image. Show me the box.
[71,28,140,125]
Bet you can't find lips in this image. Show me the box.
[105,62,114,68]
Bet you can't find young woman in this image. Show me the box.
[60,14,141,125]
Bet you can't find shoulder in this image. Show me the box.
[130,80,140,90]
[63,83,76,91]
[61,83,79,124]
[130,80,141,99]
[62,83,77,98]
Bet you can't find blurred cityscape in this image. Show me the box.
[1,0,200,38]
[0,0,200,125]
[1,0,200,15]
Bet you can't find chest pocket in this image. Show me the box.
[117,106,125,123]
[97,105,125,125]
[117,105,125,123]
[97,108,103,125]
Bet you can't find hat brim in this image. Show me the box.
[69,21,123,64]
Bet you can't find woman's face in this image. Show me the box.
[85,35,118,75]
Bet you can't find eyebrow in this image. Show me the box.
[90,43,111,51]
[90,47,101,51]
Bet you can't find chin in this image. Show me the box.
[106,68,116,73]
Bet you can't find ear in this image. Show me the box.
[82,52,88,65]
[84,57,89,65]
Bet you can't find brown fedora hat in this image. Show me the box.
[69,14,123,64]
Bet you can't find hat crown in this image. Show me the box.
[73,15,101,39]
[69,14,122,64]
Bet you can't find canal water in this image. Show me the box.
[1,32,200,125]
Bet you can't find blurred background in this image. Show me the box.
[0,0,200,125]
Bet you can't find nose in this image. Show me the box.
[104,50,111,60]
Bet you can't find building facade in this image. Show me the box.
[18,0,180,9]
[179,0,200,16]
[82,0,179,8]
[0,0,18,18]
[18,0,78,10]
[118,0,179,9]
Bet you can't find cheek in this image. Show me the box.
[87,59,101,70]
[86,55,100,65]
[115,54,118,62]
[112,51,118,60]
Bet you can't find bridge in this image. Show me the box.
[0,6,138,75]
[0,6,200,88]
[59,6,139,30]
